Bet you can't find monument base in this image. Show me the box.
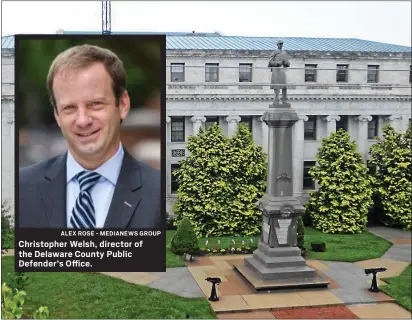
[233,264,329,292]
[233,242,329,292]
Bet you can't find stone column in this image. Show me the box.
[324,115,341,136]
[259,116,269,153]
[356,115,372,162]
[190,116,206,135]
[225,115,241,137]
[292,115,308,197]
[385,115,402,132]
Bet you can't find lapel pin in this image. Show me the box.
[124,201,132,207]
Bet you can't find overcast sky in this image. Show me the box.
[1,1,411,46]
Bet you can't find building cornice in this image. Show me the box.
[167,50,412,60]
[166,95,411,101]
[3,50,411,60]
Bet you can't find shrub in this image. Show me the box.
[4,272,29,292]
[297,216,305,249]
[171,218,199,256]
[1,283,49,319]
[302,211,312,227]
[306,129,373,234]
[311,242,327,252]
[369,124,412,230]
[1,283,26,319]
[1,204,14,251]
[174,123,266,237]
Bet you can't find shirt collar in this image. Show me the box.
[66,143,124,185]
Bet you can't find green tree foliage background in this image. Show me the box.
[17,37,162,128]
[306,129,373,234]
[173,124,267,237]
[369,124,412,230]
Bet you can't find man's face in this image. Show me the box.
[277,42,283,50]
[53,62,130,167]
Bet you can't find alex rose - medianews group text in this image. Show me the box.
[15,229,165,272]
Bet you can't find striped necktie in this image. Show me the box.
[70,171,101,229]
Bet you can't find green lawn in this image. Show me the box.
[381,264,412,311]
[166,227,393,263]
[303,227,393,262]
[1,256,215,319]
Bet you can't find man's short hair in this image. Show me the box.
[47,44,126,109]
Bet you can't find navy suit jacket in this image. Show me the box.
[18,150,162,229]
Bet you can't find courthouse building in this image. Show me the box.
[2,33,412,215]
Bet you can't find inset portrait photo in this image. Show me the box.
[16,35,165,229]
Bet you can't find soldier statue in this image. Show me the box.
[268,40,290,105]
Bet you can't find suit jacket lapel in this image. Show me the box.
[104,151,142,228]
[40,153,67,228]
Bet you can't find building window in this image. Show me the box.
[303,161,316,190]
[171,63,185,82]
[239,63,252,82]
[368,116,379,140]
[171,164,180,193]
[305,64,317,82]
[367,65,379,83]
[240,116,253,132]
[205,116,219,131]
[336,64,349,82]
[367,161,377,175]
[171,117,185,142]
[205,63,219,82]
[304,116,317,140]
[336,115,348,132]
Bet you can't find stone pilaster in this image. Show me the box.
[190,116,206,135]
[385,115,402,132]
[292,115,308,197]
[356,115,372,162]
[323,115,341,136]
[225,115,241,137]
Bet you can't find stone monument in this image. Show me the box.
[233,40,329,291]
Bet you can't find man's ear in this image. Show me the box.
[119,90,131,121]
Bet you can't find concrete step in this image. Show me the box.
[244,256,317,280]
[253,250,306,268]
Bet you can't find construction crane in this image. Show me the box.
[102,0,111,35]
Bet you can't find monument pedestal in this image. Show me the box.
[233,102,329,292]
[234,241,329,291]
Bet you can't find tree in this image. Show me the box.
[369,124,412,230]
[227,124,267,236]
[170,218,199,256]
[306,129,373,234]
[173,125,232,236]
[173,123,267,237]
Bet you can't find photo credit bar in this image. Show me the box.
[15,229,166,272]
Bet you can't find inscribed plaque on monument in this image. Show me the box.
[275,219,292,245]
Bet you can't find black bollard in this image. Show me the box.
[206,277,221,301]
[365,267,387,292]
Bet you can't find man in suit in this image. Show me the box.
[19,44,162,229]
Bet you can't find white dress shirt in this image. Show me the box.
[66,143,124,228]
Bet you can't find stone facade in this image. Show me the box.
[165,50,412,213]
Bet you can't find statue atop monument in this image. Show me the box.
[268,40,290,105]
